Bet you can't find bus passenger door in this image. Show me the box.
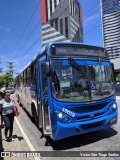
[39,62,51,136]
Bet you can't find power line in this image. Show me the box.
[15,0,63,59]
[82,2,102,35]
[15,0,75,63]
[15,37,40,62]
[15,0,101,67]
[15,19,41,56]
[86,23,101,34]
[14,0,101,66]
[14,0,52,59]
[13,1,52,61]
[14,1,40,51]
[83,6,100,23]
[82,1,100,18]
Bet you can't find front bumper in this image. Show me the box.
[52,111,118,141]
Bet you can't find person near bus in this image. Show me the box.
[0,89,5,128]
[0,91,18,141]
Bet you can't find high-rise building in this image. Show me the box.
[100,0,120,74]
[40,0,83,46]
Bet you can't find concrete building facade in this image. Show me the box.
[100,0,120,75]
[40,0,83,46]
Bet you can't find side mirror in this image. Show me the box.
[45,62,52,76]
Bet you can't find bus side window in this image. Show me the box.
[31,63,37,86]
[42,64,48,95]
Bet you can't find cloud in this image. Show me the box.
[84,14,99,24]
[0,25,11,33]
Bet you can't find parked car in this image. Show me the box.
[0,87,6,92]
[5,87,15,94]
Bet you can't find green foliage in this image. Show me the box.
[116,73,120,82]
[0,76,3,88]
[0,72,15,87]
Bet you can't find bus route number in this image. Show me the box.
[62,108,75,118]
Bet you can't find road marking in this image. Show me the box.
[15,117,41,160]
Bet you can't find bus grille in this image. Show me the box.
[81,121,103,129]
[76,112,105,121]
[69,102,108,113]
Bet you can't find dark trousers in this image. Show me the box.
[2,113,14,137]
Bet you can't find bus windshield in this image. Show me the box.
[51,59,115,102]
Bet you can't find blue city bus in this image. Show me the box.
[15,42,118,141]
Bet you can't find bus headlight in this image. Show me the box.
[57,111,74,123]
[108,103,117,114]
[58,113,63,118]
[52,110,74,123]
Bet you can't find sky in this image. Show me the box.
[0,0,102,77]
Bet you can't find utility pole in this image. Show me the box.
[0,58,3,73]
[6,61,15,75]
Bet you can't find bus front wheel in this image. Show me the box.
[31,104,39,128]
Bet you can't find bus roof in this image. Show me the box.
[45,42,104,50]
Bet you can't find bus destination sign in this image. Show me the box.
[51,45,108,58]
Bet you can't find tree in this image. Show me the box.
[1,72,15,87]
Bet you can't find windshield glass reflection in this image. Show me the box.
[88,63,115,100]
[51,60,115,102]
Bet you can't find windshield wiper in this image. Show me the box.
[68,57,92,100]
[68,57,87,77]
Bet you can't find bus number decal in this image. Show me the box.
[62,108,75,118]
[40,56,46,61]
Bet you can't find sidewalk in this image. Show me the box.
[0,117,34,160]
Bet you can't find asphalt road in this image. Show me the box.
[10,93,120,160]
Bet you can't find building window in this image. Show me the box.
[55,18,58,30]
[50,0,52,16]
[102,0,120,15]
[60,19,63,34]
[54,0,57,9]
[71,0,72,15]
[45,0,48,21]
[65,17,68,38]
[50,20,53,27]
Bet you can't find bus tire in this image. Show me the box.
[31,103,39,128]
